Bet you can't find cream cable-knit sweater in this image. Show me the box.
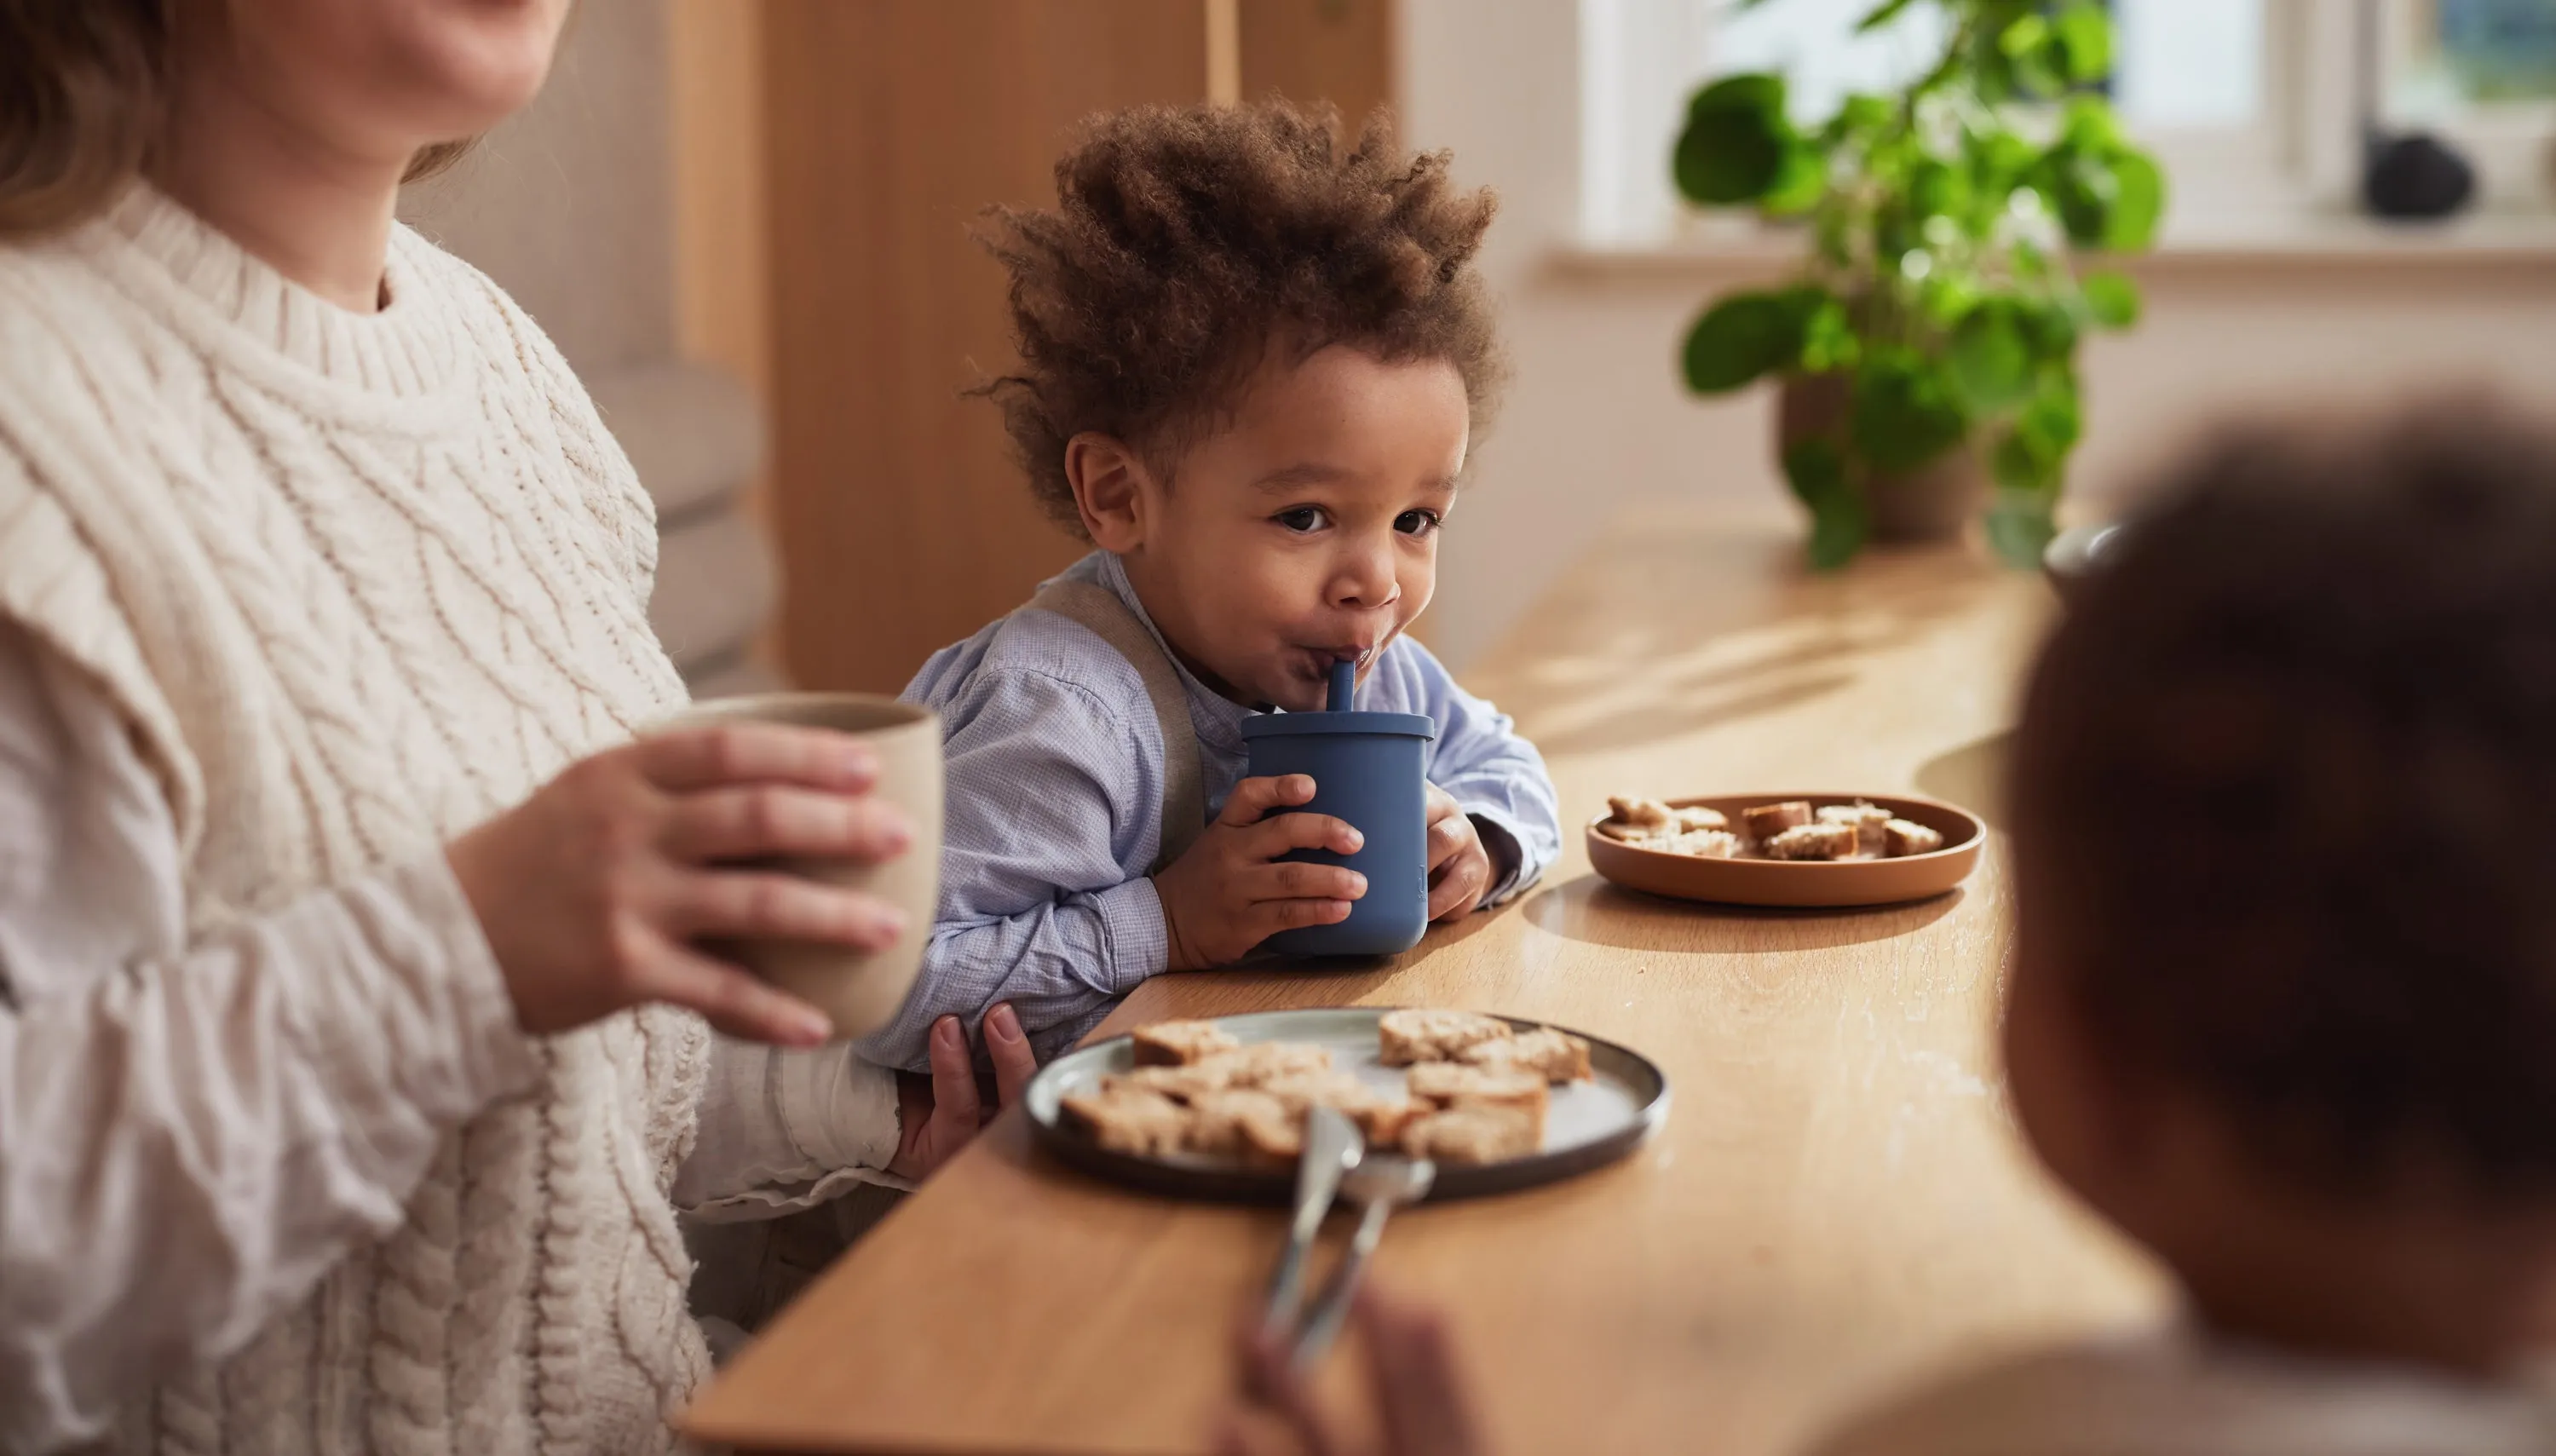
[0,186,897,1453]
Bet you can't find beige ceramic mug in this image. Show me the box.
[660,692,941,1040]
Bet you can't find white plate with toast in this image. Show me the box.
[1024,1008,1669,1202]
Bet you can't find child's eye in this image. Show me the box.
[1395,509,1442,538]
[1275,506,1329,533]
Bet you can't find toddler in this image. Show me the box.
[861,103,1561,1069]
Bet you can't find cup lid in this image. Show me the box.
[1240,710,1437,740]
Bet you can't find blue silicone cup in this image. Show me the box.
[1240,708,1437,957]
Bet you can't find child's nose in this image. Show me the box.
[1328,539,1401,609]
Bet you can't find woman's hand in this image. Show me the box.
[888,1004,1039,1181]
[1424,786,1494,924]
[1219,1286,1488,1456]
[447,722,913,1047]
[1157,774,1367,970]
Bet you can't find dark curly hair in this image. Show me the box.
[974,101,1504,537]
[2015,405,2556,1198]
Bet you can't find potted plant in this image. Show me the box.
[1673,0,2165,567]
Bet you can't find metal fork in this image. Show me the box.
[1287,1154,1437,1370]
[1264,1106,1362,1334]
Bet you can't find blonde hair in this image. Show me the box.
[0,0,472,239]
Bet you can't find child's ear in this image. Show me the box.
[1064,433,1152,553]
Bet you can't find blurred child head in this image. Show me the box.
[2005,406,2556,1372]
[976,101,1502,712]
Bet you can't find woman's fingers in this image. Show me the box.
[984,1003,1038,1108]
[636,722,880,793]
[636,934,833,1046]
[660,786,912,864]
[1246,860,1367,905]
[1218,774,1317,827]
[666,871,908,948]
[1242,811,1364,861]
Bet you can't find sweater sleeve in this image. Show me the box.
[0,619,543,1454]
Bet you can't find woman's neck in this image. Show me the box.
[147,58,408,314]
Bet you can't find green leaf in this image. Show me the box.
[1761,141,1828,216]
[1984,490,2058,567]
[1681,290,1812,394]
[1990,429,2058,494]
[2054,2,2115,85]
[1675,76,1794,205]
[1908,159,1972,225]
[1822,94,1895,146]
[1851,353,1969,474]
[2080,269,2141,327]
[1799,295,1861,373]
[2102,149,2166,250]
[2020,300,2081,360]
[2018,370,2084,458]
[1855,0,1920,33]
[1782,435,1867,570]
[1947,302,2035,414]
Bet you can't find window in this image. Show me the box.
[1579,0,2556,246]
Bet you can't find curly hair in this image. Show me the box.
[974,101,1504,537]
[2015,405,2556,1198]
[0,0,473,240]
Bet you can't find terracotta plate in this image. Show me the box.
[1026,1008,1669,1204]
[1585,792,1984,908]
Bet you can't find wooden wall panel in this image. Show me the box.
[1239,0,1396,136]
[759,2,1208,693]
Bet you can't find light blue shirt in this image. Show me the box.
[861,551,1562,1070]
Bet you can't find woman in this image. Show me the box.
[0,2,1033,1450]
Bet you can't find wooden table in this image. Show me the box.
[683,509,2167,1456]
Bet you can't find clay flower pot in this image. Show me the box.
[1777,374,1985,545]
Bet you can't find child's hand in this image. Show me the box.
[888,1004,1038,1182]
[1157,774,1367,970]
[1425,785,1494,922]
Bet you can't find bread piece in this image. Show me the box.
[1741,800,1814,840]
[1404,1062,1549,1144]
[1198,1042,1335,1087]
[1761,821,1860,861]
[1349,1096,1424,1148]
[1059,1087,1191,1156]
[1184,1089,1299,1166]
[1459,1027,1593,1083]
[1885,817,1945,856]
[1652,828,1742,860]
[1671,804,1731,833]
[1103,1062,1235,1102]
[1253,1070,1374,1117]
[1401,1106,1540,1165]
[1378,1009,1515,1066]
[1130,1020,1241,1068]
[1595,818,1652,843]
[1816,801,1894,855]
[1604,795,1674,838]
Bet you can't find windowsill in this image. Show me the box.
[1551,206,2556,279]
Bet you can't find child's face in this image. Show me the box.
[1103,345,1470,711]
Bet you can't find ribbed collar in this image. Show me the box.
[88,182,460,401]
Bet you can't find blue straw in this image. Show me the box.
[1327,657,1356,711]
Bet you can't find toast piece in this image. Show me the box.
[1378,1009,1515,1066]
[1183,1089,1299,1166]
[1885,817,1945,856]
[1404,1062,1550,1144]
[1059,1086,1191,1156]
[1103,1062,1236,1102]
[1603,795,1674,839]
[1130,1020,1241,1068]
[1253,1070,1374,1117]
[1348,1096,1425,1148]
[1816,801,1894,855]
[1761,821,1860,861]
[1671,804,1732,834]
[1741,800,1814,841]
[1459,1027,1593,1083]
[1651,828,1742,860]
[1401,1106,1540,1165]
[1199,1042,1336,1087]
